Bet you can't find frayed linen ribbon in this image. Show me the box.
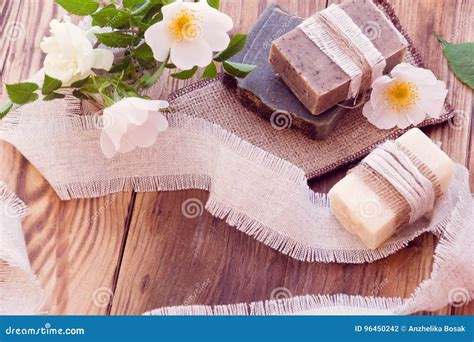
[0,182,44,315]
[1,168,472,316]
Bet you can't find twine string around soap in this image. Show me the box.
[316,10,373,104]
[362,141,436,225]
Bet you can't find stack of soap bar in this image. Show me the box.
[269,0,408,115]
[328,128,455,249]
[231,4,349,140]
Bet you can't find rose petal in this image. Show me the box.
[170,39,213,69]
[145,21,173,62]
[200,4,233,32]
[127,98,169,111]
[161,0,186,19]
[100,130,118,159]
[391,63,438,85]
[202,30,230,51]
[92,49,114,71]
[417,81,448,119]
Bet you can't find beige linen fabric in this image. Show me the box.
[0,182,43,314]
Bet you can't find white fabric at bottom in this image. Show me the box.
[0,182,43,315]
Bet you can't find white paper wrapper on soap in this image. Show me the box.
[328,128,455,249]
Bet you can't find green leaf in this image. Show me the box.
[123,0,147,8]
[96,32,135,48]
[42,74,62,95]
[165,63,177,69]
[43,92,66,101]
[134,43,154,59]
[214,34,248,62]
[70,77,91,88]
[171,66,199,80]
[436,33,474,89]
[109,56,132,73]
[55,0,99,16]
[91,7,130,28]
[130,16,151,32]
[222,61,256,78]
[6,82,39,105]
[201,62,218,79]
[207,0,220,9]
[139,55,169,88]
[0,100,13,119]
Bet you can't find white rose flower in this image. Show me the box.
[144,0,233,70]
[40,16,114,86]
[100,98,169,158]
[363,63,448,129]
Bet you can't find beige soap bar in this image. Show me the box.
[328,128,455,249]
[269,0,407,115]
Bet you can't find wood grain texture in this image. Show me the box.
[0,0,472,315]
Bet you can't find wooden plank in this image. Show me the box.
[113,0,472,315]
[0,1,134,314]
[1,0,471,315]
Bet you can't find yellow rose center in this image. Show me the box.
[384,81,420,112]
[168,9,202,42]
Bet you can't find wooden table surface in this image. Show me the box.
[0,0,472,315]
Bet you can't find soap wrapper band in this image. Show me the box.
[351,141,442,229]
[298,3,386,100]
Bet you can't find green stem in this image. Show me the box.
[434,32,448,48]
[140,54,170,89]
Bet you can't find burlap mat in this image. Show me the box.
[167,0,453,180]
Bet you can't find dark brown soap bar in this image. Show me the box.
[269,0,408,115]
[231,4,348,140]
